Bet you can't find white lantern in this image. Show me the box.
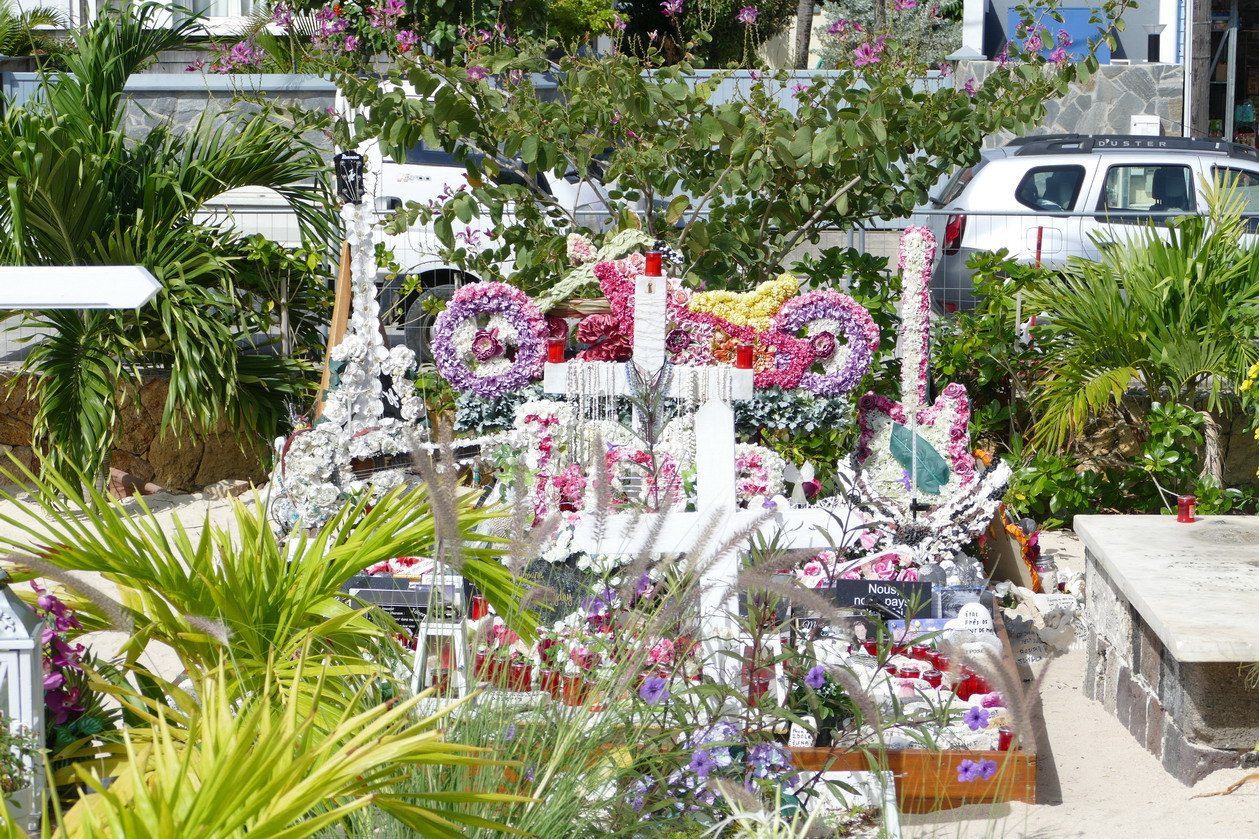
[0,579,45,832]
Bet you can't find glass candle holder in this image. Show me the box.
[1177,494,1196,523]
[736,343,754,369]
[922,669,943,688]
[998,727,1014,751]
[510,660,533,692]
[563,673,588,706]
[470,594,489,621]
[645,251,663,276]
[547,338,566,363]
[911,645,933,661]
[861,640,878,657]
[539,667,562,701]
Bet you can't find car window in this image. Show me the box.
[1095,164,1195,224]
[1014,165,1085,211]
[1214,166,1259,207]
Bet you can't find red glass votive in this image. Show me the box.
[510,660,533,692]
[547,338,566,363]
[748,670,771,706]
[432,668,450,696]
[998,727,1014,751]
[470,594,489,621]
[645,251,663,276]
[736,343,754,369]
[1177,494,1196,523]
[861,640,878,657]
[562,674,588,706]
[881,664,898,677]
[897,664,923,679]
[911,645,933,661]
[474,650,488,681]
[923,669,943,688]
[539,668,562,701]
[933,653,951,672]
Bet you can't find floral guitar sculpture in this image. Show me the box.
[833,227,1011,577]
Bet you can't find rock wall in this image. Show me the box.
[1084,551,1256,784]
[0,374,266,490]
[957,61,1186,139]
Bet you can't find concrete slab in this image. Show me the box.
[1076,515,1259,662]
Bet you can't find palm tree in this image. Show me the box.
[1026,183,1259,485]
[0,2,337,481]
[0,0,66,61]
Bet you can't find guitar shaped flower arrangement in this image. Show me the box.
[838,226,1011,570]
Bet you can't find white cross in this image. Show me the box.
[543,267,858,678]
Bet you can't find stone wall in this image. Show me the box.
[0,374,266,490]
[1083,552,1257,784]
[957,61,1186,139]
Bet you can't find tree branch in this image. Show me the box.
[766,174,862,270]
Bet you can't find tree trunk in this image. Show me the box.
[1200,409,1224,487]
[793,0,816,70]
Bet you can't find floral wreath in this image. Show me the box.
[734,443,787,502]
[771,290,880,396]
[432,282,546,398]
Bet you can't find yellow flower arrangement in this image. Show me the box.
[688,274,800,332]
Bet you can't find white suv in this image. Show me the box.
[929,134,1259,312]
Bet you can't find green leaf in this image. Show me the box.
[664,194,690,225]
[889,423,951,495]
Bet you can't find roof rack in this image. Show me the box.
[1008,134,1259,161]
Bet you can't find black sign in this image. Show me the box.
[344,577,462,635]
[825,580,933,620]
[380,373,404,420]
[333,151,365,204]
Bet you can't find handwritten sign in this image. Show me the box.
[826,580,933,619]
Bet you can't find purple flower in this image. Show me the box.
[504,723,517,741]
[272,2,293,28]
[1049,46,1068,64]
[809,331,837,359]
[470,328,503,362]
[342,34,360,52]
[893,0,917,8]
[853,41,882,66]
[735,6,759,24]
[665,329,691,354]
[957,758,981,782]
[43,671,65,690]
[978,758,998,779]
[964,705,990,731]
[1057,29,1072,48]
[688,749,716,777]
[937,61,953,77]
[1024,34,1042,52]
[466,65,489,82]
[964,78,977,97]
[661,0,683,16]
[805,664,827,689]
[639,675,670,705]
[396,29,418,53]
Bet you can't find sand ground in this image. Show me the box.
[2,491,1256,838]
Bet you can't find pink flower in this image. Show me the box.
[859,529,881,550]
[648,638,675,665]
[466,65,489,82]
[661,0,683,16]
[853,39,884,66]
[735,6,759,24]
[870,555,897,579]
[802,561,823,579]
[897,567,919,582]
[893,0,917,8]
[342,34,360,52]
[841,566,862,580]
[613,15,627,31]
[964,78,977,97]
[1049,46,1068,64]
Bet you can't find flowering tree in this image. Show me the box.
[334,0,1131,296]
[618,0,798,66]
[818,0,961,67]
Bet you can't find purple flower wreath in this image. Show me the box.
[432,281,546,398]
[771,290,880,396]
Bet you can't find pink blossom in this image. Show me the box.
[1049,46,1068,64]
[860,528,881,550]
[893,0,917,8]
[964,78,977,97]
[870,555,897,579]
[342,35,360,52]
[897,567,919,582]
[735,6,759,25]
[661,0,683,16]
[613,14,627,31]
[853,40,883,66]
[466,65,489,82]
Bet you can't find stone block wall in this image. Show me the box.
[0,374,267,491]
[1084,550,1257,784]
[957,61,1186,139]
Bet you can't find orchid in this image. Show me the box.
[735,6,759,24]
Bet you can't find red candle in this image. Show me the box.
[645,251,663,276]
[861,640,878,657]
[998,727,1014,751]
[547,337,566,363]
[911,645,933,661]
[540,667,562,701]
[470,594,489,621]
[1177,494,1196,523]
[736,343,754,369]
[923,669,942,688]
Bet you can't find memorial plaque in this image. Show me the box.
[826,580,933,619]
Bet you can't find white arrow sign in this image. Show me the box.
[0,266,161,309]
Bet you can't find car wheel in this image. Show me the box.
[404,283,457,363]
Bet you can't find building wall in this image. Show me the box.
[958,60,1186,139]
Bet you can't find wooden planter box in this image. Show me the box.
[790,746,1036,813]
